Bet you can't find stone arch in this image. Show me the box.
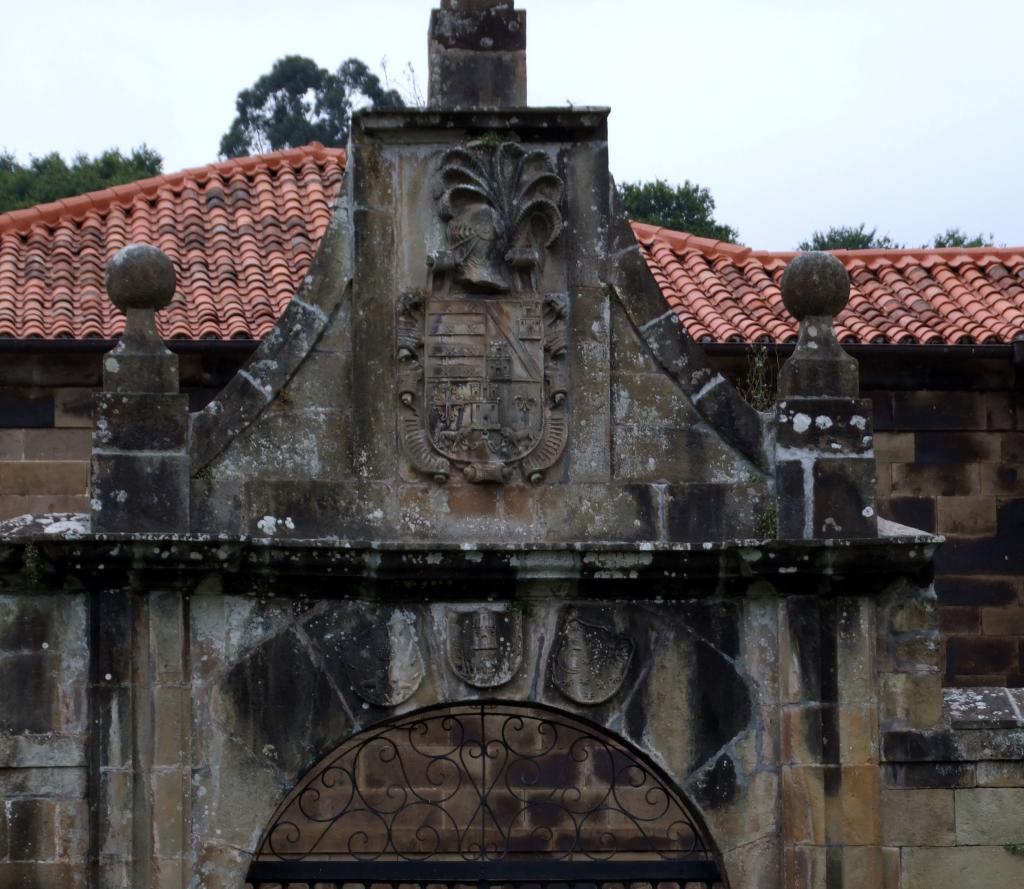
[245,700,728,888]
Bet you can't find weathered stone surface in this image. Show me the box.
[881,788,956,845]
[217,628,350,777]
[944,686,1020,729]
[628,613,751,784]
[883,761,976,789]
[91,451,189,533]
[881,673,944,731]
[445,606,522,687]
[812,456,877,538]
[428,2,526,108]
[105,244,176,312]
[93,392,184,453]
[0,863,82,889]
[955,787,1024,844]
[7,798,56,860]
[902,846,1024,888]
[304,603,425,707]
[780,252,850,321]
[776,398,873,455]
[0,652,61,733]
[549,608,632,704]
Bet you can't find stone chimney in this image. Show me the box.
[428,0,527,107]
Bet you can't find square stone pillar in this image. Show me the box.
[428,0,527,108]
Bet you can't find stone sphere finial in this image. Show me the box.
[105,244,176,313]
[781,251,850,321]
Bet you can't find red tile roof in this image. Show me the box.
[0,144,345,340]
[2,146,1022,345]
[636,226,1024,345]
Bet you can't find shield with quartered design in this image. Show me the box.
[425,296,545,467]
[397,140,568,485]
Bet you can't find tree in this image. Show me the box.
[617,179,740,243]
[931,227,995,248]
[219,56,405,158]
[0,147,163,214]
[797,224,901,251]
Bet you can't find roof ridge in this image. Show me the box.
[0,143,347,235]
[629,222,1024,262]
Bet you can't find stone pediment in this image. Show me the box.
[79,0,887,552]
[172,107,772,544]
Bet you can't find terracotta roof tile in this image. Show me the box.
[633,224,1024,344]
[2,151,1022,346]
[0,143,345,340]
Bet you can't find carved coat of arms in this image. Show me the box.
[551,616,634,705]
[338,612,424,708]
[398,140,568,484]
[446,608,523,688]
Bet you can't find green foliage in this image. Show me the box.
[617,178,740,243]
[798,224,999,252]
[797,224,902,251]
[0,146,163,214]
[21,543,44,589]
[219,55,405,158]
[737,344,778,412]
[931,227,995,248]
[754,507,778,539]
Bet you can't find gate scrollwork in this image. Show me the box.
[247,703,724,888]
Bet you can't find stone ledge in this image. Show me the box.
[0,511,938,596]
[945,686,1024,729]
[355,108,610,142]
[882,687,1024,764]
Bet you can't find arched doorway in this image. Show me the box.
[246,701,726,889]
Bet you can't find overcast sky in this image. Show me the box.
[3,0,1022,250]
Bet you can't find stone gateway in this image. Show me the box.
[0,3,1021,889]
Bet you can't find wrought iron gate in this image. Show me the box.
[245,702,725,889]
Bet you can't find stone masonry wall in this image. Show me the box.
[6,539,1021,889]
[0,350,251,522]
[0,592,90,888]
[865,355,1024,688]
[715,347,1024,688]
[3,346,1020,685]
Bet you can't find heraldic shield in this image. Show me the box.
[397,140,568,484]
[551,615,634,705]
[426,297,545,465]
[446,608,523,688]
[336,612,425,708]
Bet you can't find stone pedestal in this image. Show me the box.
[775,253,878,539]
[90,245,189,533]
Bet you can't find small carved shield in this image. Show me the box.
[339,613,424,707]
[446,608,523,688]
[551,617,633,705]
